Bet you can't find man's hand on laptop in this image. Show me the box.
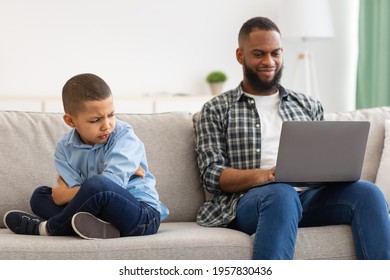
[256,166,276,186]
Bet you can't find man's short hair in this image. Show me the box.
[62,73,112,115]
[238,17,281,44]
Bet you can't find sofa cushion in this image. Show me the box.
[0,223,355,260]
[117,113,205,222]
[0,112,66,228]
[325,106,390,182]
[0,223,253,259]
[294,225,355,259]
[375,119,390,205]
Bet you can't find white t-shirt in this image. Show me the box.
[245,91,283,169]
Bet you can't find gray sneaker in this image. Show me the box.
[71,212,120,240]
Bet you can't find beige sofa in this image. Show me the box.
[0,106,389,260]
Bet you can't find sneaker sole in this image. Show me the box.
[71,212,120,240]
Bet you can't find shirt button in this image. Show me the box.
[256,123,260,128]
[256,148,261,153]
[250,100,255,104]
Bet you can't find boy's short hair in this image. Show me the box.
[62,73,112,115]
[238,17,281,44]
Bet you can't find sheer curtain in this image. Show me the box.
[356,0,390,109]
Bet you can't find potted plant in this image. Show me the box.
[206,71,227,95]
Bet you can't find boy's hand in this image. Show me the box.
[135,166,145,179]
[52,176,80,206]
[51,177,67,205]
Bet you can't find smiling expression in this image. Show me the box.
[236,29,283,95]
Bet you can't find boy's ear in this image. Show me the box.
[63,114,76,128]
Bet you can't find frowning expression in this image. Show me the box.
[63,96,116,146]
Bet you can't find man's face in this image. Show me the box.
[236,30,283,95]
[64,96,116,146]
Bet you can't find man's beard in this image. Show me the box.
[243,61,283,93]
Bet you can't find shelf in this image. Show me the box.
[0,95,213,114]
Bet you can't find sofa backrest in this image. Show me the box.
[0,111,66,228]
[1,106,389,228]
[117,113,205,222]
[0,111,205,228]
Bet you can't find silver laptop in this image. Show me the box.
[274,121,370,185]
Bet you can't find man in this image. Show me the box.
[195,17,390,259]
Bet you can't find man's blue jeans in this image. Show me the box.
[30,175,161,237]
[230,180,390,259]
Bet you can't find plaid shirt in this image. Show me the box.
[195,84,324,227]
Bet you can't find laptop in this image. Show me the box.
[274,121,370,185]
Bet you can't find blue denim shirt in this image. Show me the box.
[54,119,169,221]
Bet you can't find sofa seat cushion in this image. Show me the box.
[0,223,356,260]
[294,225,355,260]
[0,223,253,260]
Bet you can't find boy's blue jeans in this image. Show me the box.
[230,180,390,260]
[30,175,160,237]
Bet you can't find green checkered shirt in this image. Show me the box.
[195,84,324,227]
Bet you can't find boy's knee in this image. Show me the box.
[81,175,117,191]
[31,186,52,196]
[30,186,52,204]
[30,186,52,214]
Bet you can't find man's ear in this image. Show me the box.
[236,47,244,65]
[63,114,76,128]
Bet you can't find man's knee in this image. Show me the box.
[267,183,298,199]
[351,180,387,208]
[250,184,302,226]
[268,184,302,215]
[251,184,302,214]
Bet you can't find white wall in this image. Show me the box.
[278,0,359,112]
[0,0,358,112]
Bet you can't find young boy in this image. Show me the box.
[3,73,169,239]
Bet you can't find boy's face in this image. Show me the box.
[63,96,116,146]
